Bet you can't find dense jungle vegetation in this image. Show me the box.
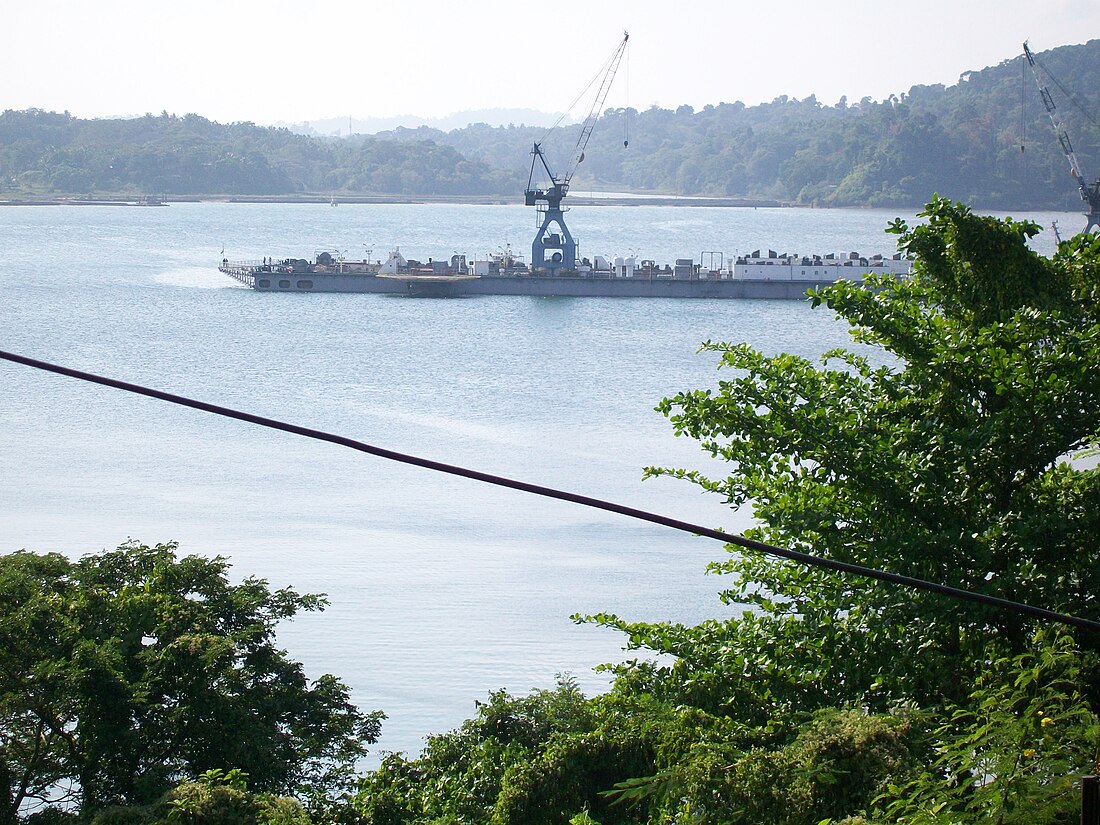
[1,40,1098,207]
[4,199,1100,823]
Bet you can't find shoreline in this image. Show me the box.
[0,193,786,208]
[0,195,1080,213]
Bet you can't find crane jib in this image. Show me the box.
[1022,40,1100,234]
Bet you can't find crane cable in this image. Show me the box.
[624,38,630,148]
[535,35,630,179]
[2,347,1100,633]
[537,48,619,148]
[1030,49,1099,128]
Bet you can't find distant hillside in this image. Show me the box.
[1,40,1098,208]
[419,39,1100,209]
[0,110,520,198]
[280,108,574,137]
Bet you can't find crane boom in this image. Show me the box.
[1023,40,1100,234]
[565,32,629,185]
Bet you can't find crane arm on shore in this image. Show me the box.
[1023,40,1100,234]
[525,32,630,198]
[565,31,630,186]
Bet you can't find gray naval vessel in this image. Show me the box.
[219,246,911,299]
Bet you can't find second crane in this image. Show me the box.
[1023,40,1100,234]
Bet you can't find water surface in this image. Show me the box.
[0,201,1073,758]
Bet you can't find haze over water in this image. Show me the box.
[0,201,1074,759]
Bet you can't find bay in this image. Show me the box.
[0,201,1075,760]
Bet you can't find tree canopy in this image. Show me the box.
[0,541,382,821]
[0,110,520,198]
[631,198,1100,715]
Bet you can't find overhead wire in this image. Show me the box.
[2,347,1099,633]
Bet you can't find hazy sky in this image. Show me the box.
[5,1,1097,125]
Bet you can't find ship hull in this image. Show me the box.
[228,269,838,299]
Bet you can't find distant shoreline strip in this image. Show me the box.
[0,195,784,208]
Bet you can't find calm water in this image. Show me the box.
[0,201,1074,760]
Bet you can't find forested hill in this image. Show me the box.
[406,38,1100,209]
[0,110,522,199]
[1,39,1098,208]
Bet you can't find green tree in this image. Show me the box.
[872,632,1100,825]
[620,198,1100,714]
[0,541,382,821]
[574,199,1100,820]
[356,677,596,825]
[86,769,313,825]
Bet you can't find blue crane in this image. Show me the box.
[525,32,630,273]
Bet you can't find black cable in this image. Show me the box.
[1035,51,1100,128]
[3,347,1099,633]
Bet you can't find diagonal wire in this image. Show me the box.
[3,347,1099,633]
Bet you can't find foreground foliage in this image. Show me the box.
[85,769,310,825]
[0,542,382,822]
[351,199,1100,823]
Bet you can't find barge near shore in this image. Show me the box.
[220,247,911,299]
